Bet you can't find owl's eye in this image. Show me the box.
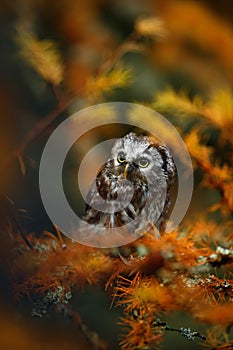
[138,157,149,168]
[117,152,126,163]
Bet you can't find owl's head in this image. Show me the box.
[109,132,175,184]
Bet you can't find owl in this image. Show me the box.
[82,132,175,241]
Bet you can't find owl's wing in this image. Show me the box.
[85,182,97,212]
[153,143,176,232]
[84,162,107,213]
[157,144,176,186]
[83,181,103,225]
[83,164,114,226]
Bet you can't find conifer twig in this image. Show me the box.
[0,93,70,173]
[66,308,109,350]
[155,318,206,341]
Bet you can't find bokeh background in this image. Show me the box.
[0,0,232,349]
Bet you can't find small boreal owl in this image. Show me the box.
[82,132,175,239]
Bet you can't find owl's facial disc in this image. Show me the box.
[115,149,152,179]
[117,152,150,169]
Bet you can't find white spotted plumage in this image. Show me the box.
[83,132,175,238]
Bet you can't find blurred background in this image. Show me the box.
[0,0,232,349]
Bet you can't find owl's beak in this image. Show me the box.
[123,163,129,179]
[123,162,138,179]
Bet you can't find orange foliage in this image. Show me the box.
[1,1,233,349]
[195,303,233,326]
[151,1,233,89]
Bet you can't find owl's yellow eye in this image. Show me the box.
[138,157,149,168]
[117,153,126,163]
